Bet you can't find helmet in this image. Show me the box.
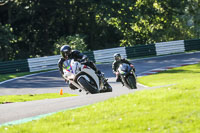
[114,53,121,61]
[60,45,72,58]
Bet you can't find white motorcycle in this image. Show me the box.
[63,59,112,94]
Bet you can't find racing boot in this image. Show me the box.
[100,77,112,93]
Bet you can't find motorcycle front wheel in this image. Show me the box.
[126,74,137,89]
[78,77,99,94]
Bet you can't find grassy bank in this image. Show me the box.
[138,63,200,88]
[0,93,77,104]
[0,63,200,132]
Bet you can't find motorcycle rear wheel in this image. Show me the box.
[78,77,99,94]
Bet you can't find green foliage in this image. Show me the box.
[0,0,199,61]
[0,23,15,61]
[54,34,87,54]
[98,0,198,46]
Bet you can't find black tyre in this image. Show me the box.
[127,74,137,89]
[78,77,99,94]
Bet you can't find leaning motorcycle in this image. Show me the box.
[63,59,112,94]
[117,63,137,89]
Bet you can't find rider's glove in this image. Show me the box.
[130,64,134,68]
[130,64,136,72]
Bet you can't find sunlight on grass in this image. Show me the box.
[0,93,77,104]
[138,63,200,87]
[0,63,200,133]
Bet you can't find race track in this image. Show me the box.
[0,52,200,125]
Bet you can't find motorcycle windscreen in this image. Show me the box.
[118,63,131,74]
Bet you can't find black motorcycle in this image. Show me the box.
[117,63,137,89]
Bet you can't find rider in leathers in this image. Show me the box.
[112,53,135,83]
[58,45,105,90]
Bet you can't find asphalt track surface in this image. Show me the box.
[0,52,200,125]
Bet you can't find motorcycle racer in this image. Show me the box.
[58,45,108,91]
[112,53,135,83]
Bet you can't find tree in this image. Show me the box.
[0,0,199,61]
[54,34,87,54]
[0,23,15,61]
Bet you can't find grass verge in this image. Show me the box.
[0,63,200,132]
[137,63,200,87]
[0,93,77,104]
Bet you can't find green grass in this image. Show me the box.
[137,63,200,87]
[0,63,200,132]
[0,69,56,82]
[0,93,77,104]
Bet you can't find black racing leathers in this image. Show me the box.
[112,59,131,74]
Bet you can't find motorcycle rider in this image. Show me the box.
[112,53,135,83]
[58,45,106,90]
